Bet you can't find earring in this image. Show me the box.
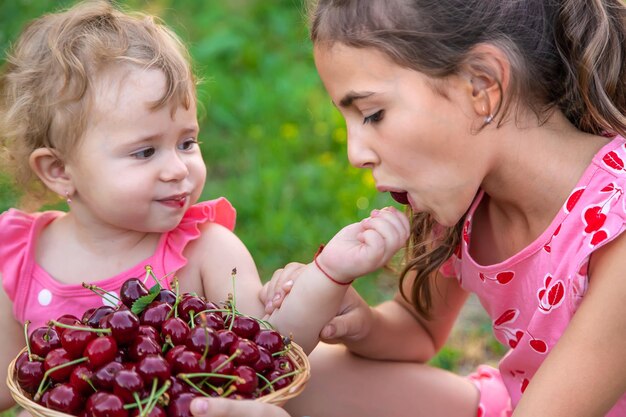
[65,191,72,205]
[484,114,494,125]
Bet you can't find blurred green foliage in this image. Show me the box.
[0,0,400,302]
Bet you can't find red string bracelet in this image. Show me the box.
[313,244,353,286]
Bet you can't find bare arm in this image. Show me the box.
[270,207,411,354]
[513,232,626,416]
[0,273,26,411]
[328,271,469,362]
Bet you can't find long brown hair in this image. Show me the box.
[309,0,626,316]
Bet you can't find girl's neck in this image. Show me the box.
[36,212,161,285]
[475,111,611,262]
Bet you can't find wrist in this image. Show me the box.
[313,245,354,285]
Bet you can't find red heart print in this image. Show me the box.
[565,188,584,213]
[494,309,518,327]
[603,151,625,171]
[530,339,547,353]
[591,230,608,246]
[496,271,514,284]
[521,378,529,393]
[583,206,606,233]
[509,330,524,348]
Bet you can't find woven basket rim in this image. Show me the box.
[8,342,310,415]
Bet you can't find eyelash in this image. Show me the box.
[363,110,384,125]
[131,138,199,159]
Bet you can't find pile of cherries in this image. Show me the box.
[14,270,300,417]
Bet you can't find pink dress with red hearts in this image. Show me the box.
[0,198,236,330]
[448,136,626,416]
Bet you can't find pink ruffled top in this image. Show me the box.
[446,136,626,415]
[0,198,235,330]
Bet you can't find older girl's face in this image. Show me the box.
[314,43,493,226]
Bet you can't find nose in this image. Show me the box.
[346,129,377,169]
[160,150,189,181]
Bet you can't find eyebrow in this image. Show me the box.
[338,91,375,107]
[132,126,199,144]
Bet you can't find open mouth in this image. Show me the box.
[390,191,409,205]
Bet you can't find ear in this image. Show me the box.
[29,148,74,198]
[461,43,510,123]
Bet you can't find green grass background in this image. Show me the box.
[0,1,500,415]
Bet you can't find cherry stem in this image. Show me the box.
[81,283,121,303]
[220,384,238,398]
[189,310,196,329]
[35,356,88,400]
[259,369,302,392]
[122,379,171,411]
[133,392,144,416]
[141,378,158,417]
[48,320,111,334]
[256,373,274,393]
[272,344,292,357]
[22,321,32,360]
[177,375,214,397]
[170,278,181,320]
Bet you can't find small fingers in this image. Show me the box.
[263,262,304,314]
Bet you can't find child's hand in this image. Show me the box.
[317,206,409,284]
[319,286,373,344]
[260,262,305,314]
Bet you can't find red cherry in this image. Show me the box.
[54,314,82,333]
[90,392,128,417]
[45,383,84,415]
[128,335,161,362]
[84,306,115,328]
[44,347,74,382]
[155,289,177,305]
[205,301,223,317]
[120,278,150,308]
[113,369,145,403]
[93,361,124,391]
[167,392,195,417]
[179,296,206,323]
[216,329,239,354]
[106,309,140,345]
[194,312,224,331]
[60,325,97,359]
[226,315,260,339]
[161,317,190,345]
[136,354,171,385]
[69,364,95,396]
[15,353,44,393]
[140,301,172,330]
[167,375,192,399]
[205,353,235,385]
[29,326,61,357]
[253,329,285,354]
[252,346,273,374]
[185,326,220,357]
[232,365,258,394]
[164,345,187,366]
[273,356,295,374]
[266,369,291,391]
[170,349,202,374]
[229,338,260,366]
[84,335,118,369]
[138,325,163,345]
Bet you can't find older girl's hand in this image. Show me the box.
[190,397,291,417]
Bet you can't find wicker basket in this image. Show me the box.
[8,343,310,416]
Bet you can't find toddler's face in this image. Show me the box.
[65,65,206,233]
[313,43,493,226]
